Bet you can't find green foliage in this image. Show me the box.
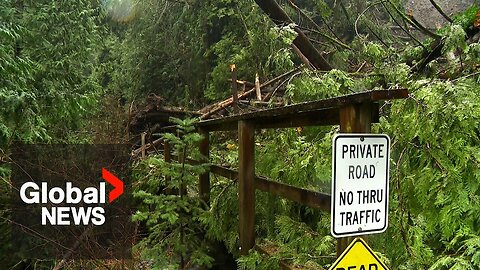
[378,76,480,269]
[1,1,104,267]
[274,215,334,260]
[315,0,332,18]
[362,42,388,65]
[236,215,334,269]
[452,4,479,29]
[111,0,296,104]
[442,25,468,54]
[256,128,335,191]
[201,178,240,254]
[132,117,214,268]
[203,2,296,101]
[265,24,296,73]
[0,0,104,147]
[1,0,479,269]
[237,250,281,270]
[117,2,480,269]
[286,69,354,101]
[109,0,210,105]
[1,2,41,145]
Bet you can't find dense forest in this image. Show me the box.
[1,0,480,269]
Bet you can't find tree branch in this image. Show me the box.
[287,0,351,50]
[386,0,441,40]
[254,0,332,70]
[429,0,453,23]
[382,1,426,48]
[407,13,442,39]
[354,1,385,37]
[296,25,352,50]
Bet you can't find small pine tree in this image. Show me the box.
[132,117,214,269]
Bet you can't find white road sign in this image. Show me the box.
[331,134,390,238]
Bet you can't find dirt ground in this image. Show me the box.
[405,0,475,29]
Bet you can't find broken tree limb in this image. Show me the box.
[255,73,262,100]
[132,137,163,157]
[382,1,426,48]
[407,13,442,40]
[263,75,289,102]
[141,132,146,158]
[411,25,479,73]
[411,37,445,72]
[254,0,332,71]
[386,0,441,40]
[231,64,239,114]
[292,44,313,68]
[198,67,300,119]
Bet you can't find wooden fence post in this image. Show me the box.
[238,120,255,255]
[199,128,210,205]
[339,102,373,134]
[231,64,239,114]
[141,132,146,159]
[336,102,373,256]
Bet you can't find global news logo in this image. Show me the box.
[10,144,133,259]
[18,168,124,226]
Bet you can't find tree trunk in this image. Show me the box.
[254,0,332,71]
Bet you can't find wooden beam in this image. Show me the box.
[198,129,210,205]
[238,120,255,255]
[209,164,331,211]
[210,164,238,180]
[132,137,163,157]
[227,78,255,88]
[238,100,283,106]
[292,44,314,68]
[252,107,341,129]
[196,89,405,131]
[201,108,341,131]
[255,177,330,211]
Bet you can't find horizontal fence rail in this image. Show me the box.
[173,158,332,214]
[211,164,331,211]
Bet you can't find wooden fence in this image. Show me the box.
[164,89,408,259]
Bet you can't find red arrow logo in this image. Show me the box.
[102,168,124,203]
